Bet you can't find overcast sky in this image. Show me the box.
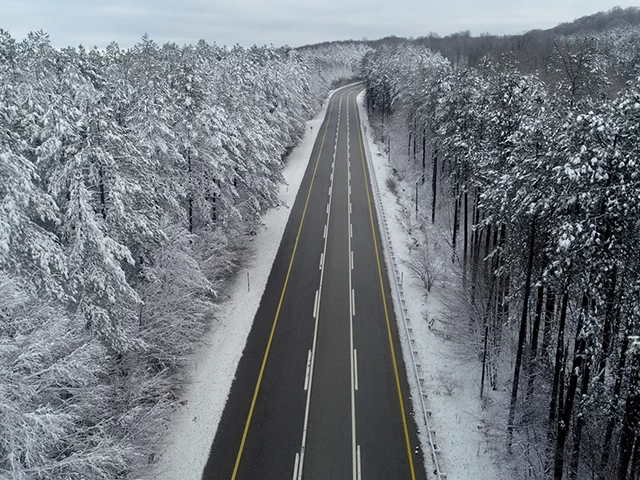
[2,1,637,48]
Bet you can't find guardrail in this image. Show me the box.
[357,98,447,480]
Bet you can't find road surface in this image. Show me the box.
[203,85,426,480]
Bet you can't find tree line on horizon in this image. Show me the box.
[362,20,640,480]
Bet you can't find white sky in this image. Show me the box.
[1,0,637,48]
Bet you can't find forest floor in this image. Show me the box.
[356,92,516,479]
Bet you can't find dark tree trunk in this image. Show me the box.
[554,290,590,480]
[412,118,417,161]
[481,323,489,398]
[526,281,545,402]
[599,265,617,384]
[618,392,640,480]
[559,345,568,429]
[489,226,501,389]
[601,333,630,476]
[463,189,469,285]
[497,224,509,344]
[507,217,536,451]
[470,198,481,304]
[483,276,497,389]
[569,353,591,479]
[422,129,426,184]
[98,164,107,220]
[452,185,459,264]
[549,279,570,450]
[483,222,493,287]
[431,142,437,223]
[630,435,640,480]
[187,146,193,234]
[481,222,498,385]
[541,289,557,362]
[617,343,639,480]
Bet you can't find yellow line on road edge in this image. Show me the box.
[354,92,418,480]
[231,95,336,480]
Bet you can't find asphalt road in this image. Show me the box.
[202,85,426,480]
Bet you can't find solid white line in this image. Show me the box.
[357,445,362,480]
[293,453,300,480]
[296,88,348,480]
[304,350,312,391]
[354,349,359,391]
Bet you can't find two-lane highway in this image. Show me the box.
[203,85,426,480]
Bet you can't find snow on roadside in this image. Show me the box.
[153,98,331,480]
[356,92,510,480]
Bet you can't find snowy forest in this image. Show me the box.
[0,30,367,479]
[362,16,640,480]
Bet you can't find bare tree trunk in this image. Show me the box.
[548,278,570,469]
[481,323,489,399]
[541,289,556,362]
[630,435,640,480]
[422,129,426,184]
[497,225,508,351]
[569,353,591,479]
[412,118,417,161]
[526,281,545,402]
[601,333,630,476]
[187,146,193,234]
[490,226,501,389]
[452,182,460,263]
[481,227,498,388]
[554,290,590,480]
[463,189,469,285]
[599,265,617,384]
[508,218,536,451]
[98,164,107,220]
[470,198,481,305]
[431,142,437,224]
[617,342,639,480]
[618,394,640,480]
[483,223,493,287]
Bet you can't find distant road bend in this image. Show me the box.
[203,85,426,480]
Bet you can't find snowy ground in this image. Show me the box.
[153,98,331,480]
[356,92,512,480]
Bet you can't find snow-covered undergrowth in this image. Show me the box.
[357,93,513,480]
